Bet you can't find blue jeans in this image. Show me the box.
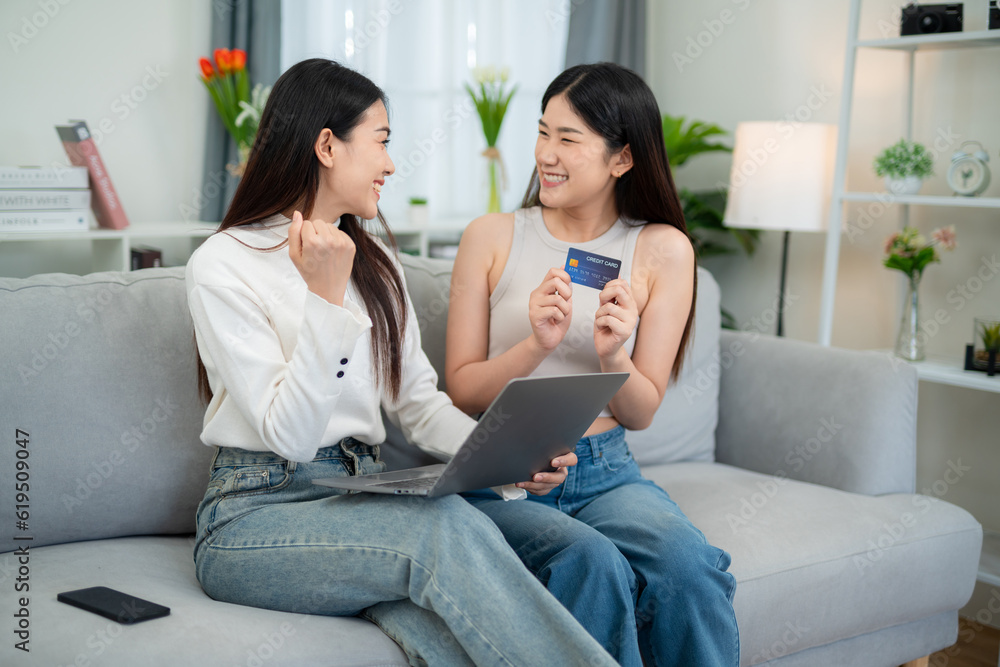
[462,426,739,666]
[194,439,618,667]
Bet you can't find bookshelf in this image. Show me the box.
[818,3,1000,395]
[981,530,1000,588]
[890,353,1000,394]
[819,2,1000,592]
[386,215,468,258]
[840,192,1000,209]
[0,217,472,276]
[0,221,215,275]
[855,29,1000,51]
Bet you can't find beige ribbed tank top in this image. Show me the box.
[488,206,642,418]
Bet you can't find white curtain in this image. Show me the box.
[280,0,569,223]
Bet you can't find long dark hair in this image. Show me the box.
[521,62,696,381]
[196,58,407,402]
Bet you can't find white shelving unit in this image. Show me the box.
[0,220,216,274]
[383,215,469,258]
[0,217,471,276]
[856,29,1000,51]
[819,6,1000,388]
[981,530,1000,587]
[819,4,1000,593]
[892,353,1000,393]
[841,192,1000,209]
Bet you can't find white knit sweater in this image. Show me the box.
[185,215,475,464]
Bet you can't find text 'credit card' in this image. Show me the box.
[565,247,621,290]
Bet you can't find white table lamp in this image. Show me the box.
[723,121,837,336]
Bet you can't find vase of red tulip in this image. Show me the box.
[198,48,270,177]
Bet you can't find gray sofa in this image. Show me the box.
[0,254,982,667]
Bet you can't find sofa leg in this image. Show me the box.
[900,657,929,667]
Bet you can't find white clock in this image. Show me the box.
[947,140,990,197]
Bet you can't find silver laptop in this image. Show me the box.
[312,372,629,497]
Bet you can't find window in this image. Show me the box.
[281,0,569,222]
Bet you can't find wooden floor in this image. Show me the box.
[928,617,1000,667]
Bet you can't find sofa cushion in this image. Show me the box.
[715,330,919,496]
[0,536,408,666]
[0,268,212,551]
[389,254,720,468]
[625,267,720,465]
[644,461,982,664]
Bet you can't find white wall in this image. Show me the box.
[0,0,210,275]
[648,0,999,624]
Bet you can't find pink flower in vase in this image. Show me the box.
[932,225,957,251]
[883,232,899,255]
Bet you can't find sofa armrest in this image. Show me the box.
[715,330,918,496]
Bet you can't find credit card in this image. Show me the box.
[564,247,621,290]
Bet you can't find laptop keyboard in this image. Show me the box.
[370,476,439,490]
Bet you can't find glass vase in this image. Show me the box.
[894,274,924,361]
[486,154,501,213]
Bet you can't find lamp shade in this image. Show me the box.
[723,122,837,232]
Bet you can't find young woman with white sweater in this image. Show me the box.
[185,57,616,667]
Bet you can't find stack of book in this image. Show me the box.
[1,119,132,234]
[0,166,91,233]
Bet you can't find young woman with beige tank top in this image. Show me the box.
[446,63,740,667]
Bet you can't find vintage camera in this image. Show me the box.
[990,0,1000,29]
[900,3,964,35]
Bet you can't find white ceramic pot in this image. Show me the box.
[408,204,429,228]
[884,175,923,196]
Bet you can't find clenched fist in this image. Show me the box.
[288,210,356,306]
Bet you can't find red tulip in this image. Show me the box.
[199,57,215,81]
[231,49,247,72]
[214,48,232,74]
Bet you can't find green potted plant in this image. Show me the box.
[662,114,759,259]
[973,318,1000,372]
[408,196,429,228]
[873,138,934,195]
[663,114,759,328]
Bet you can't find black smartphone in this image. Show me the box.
[57,586,170,624]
